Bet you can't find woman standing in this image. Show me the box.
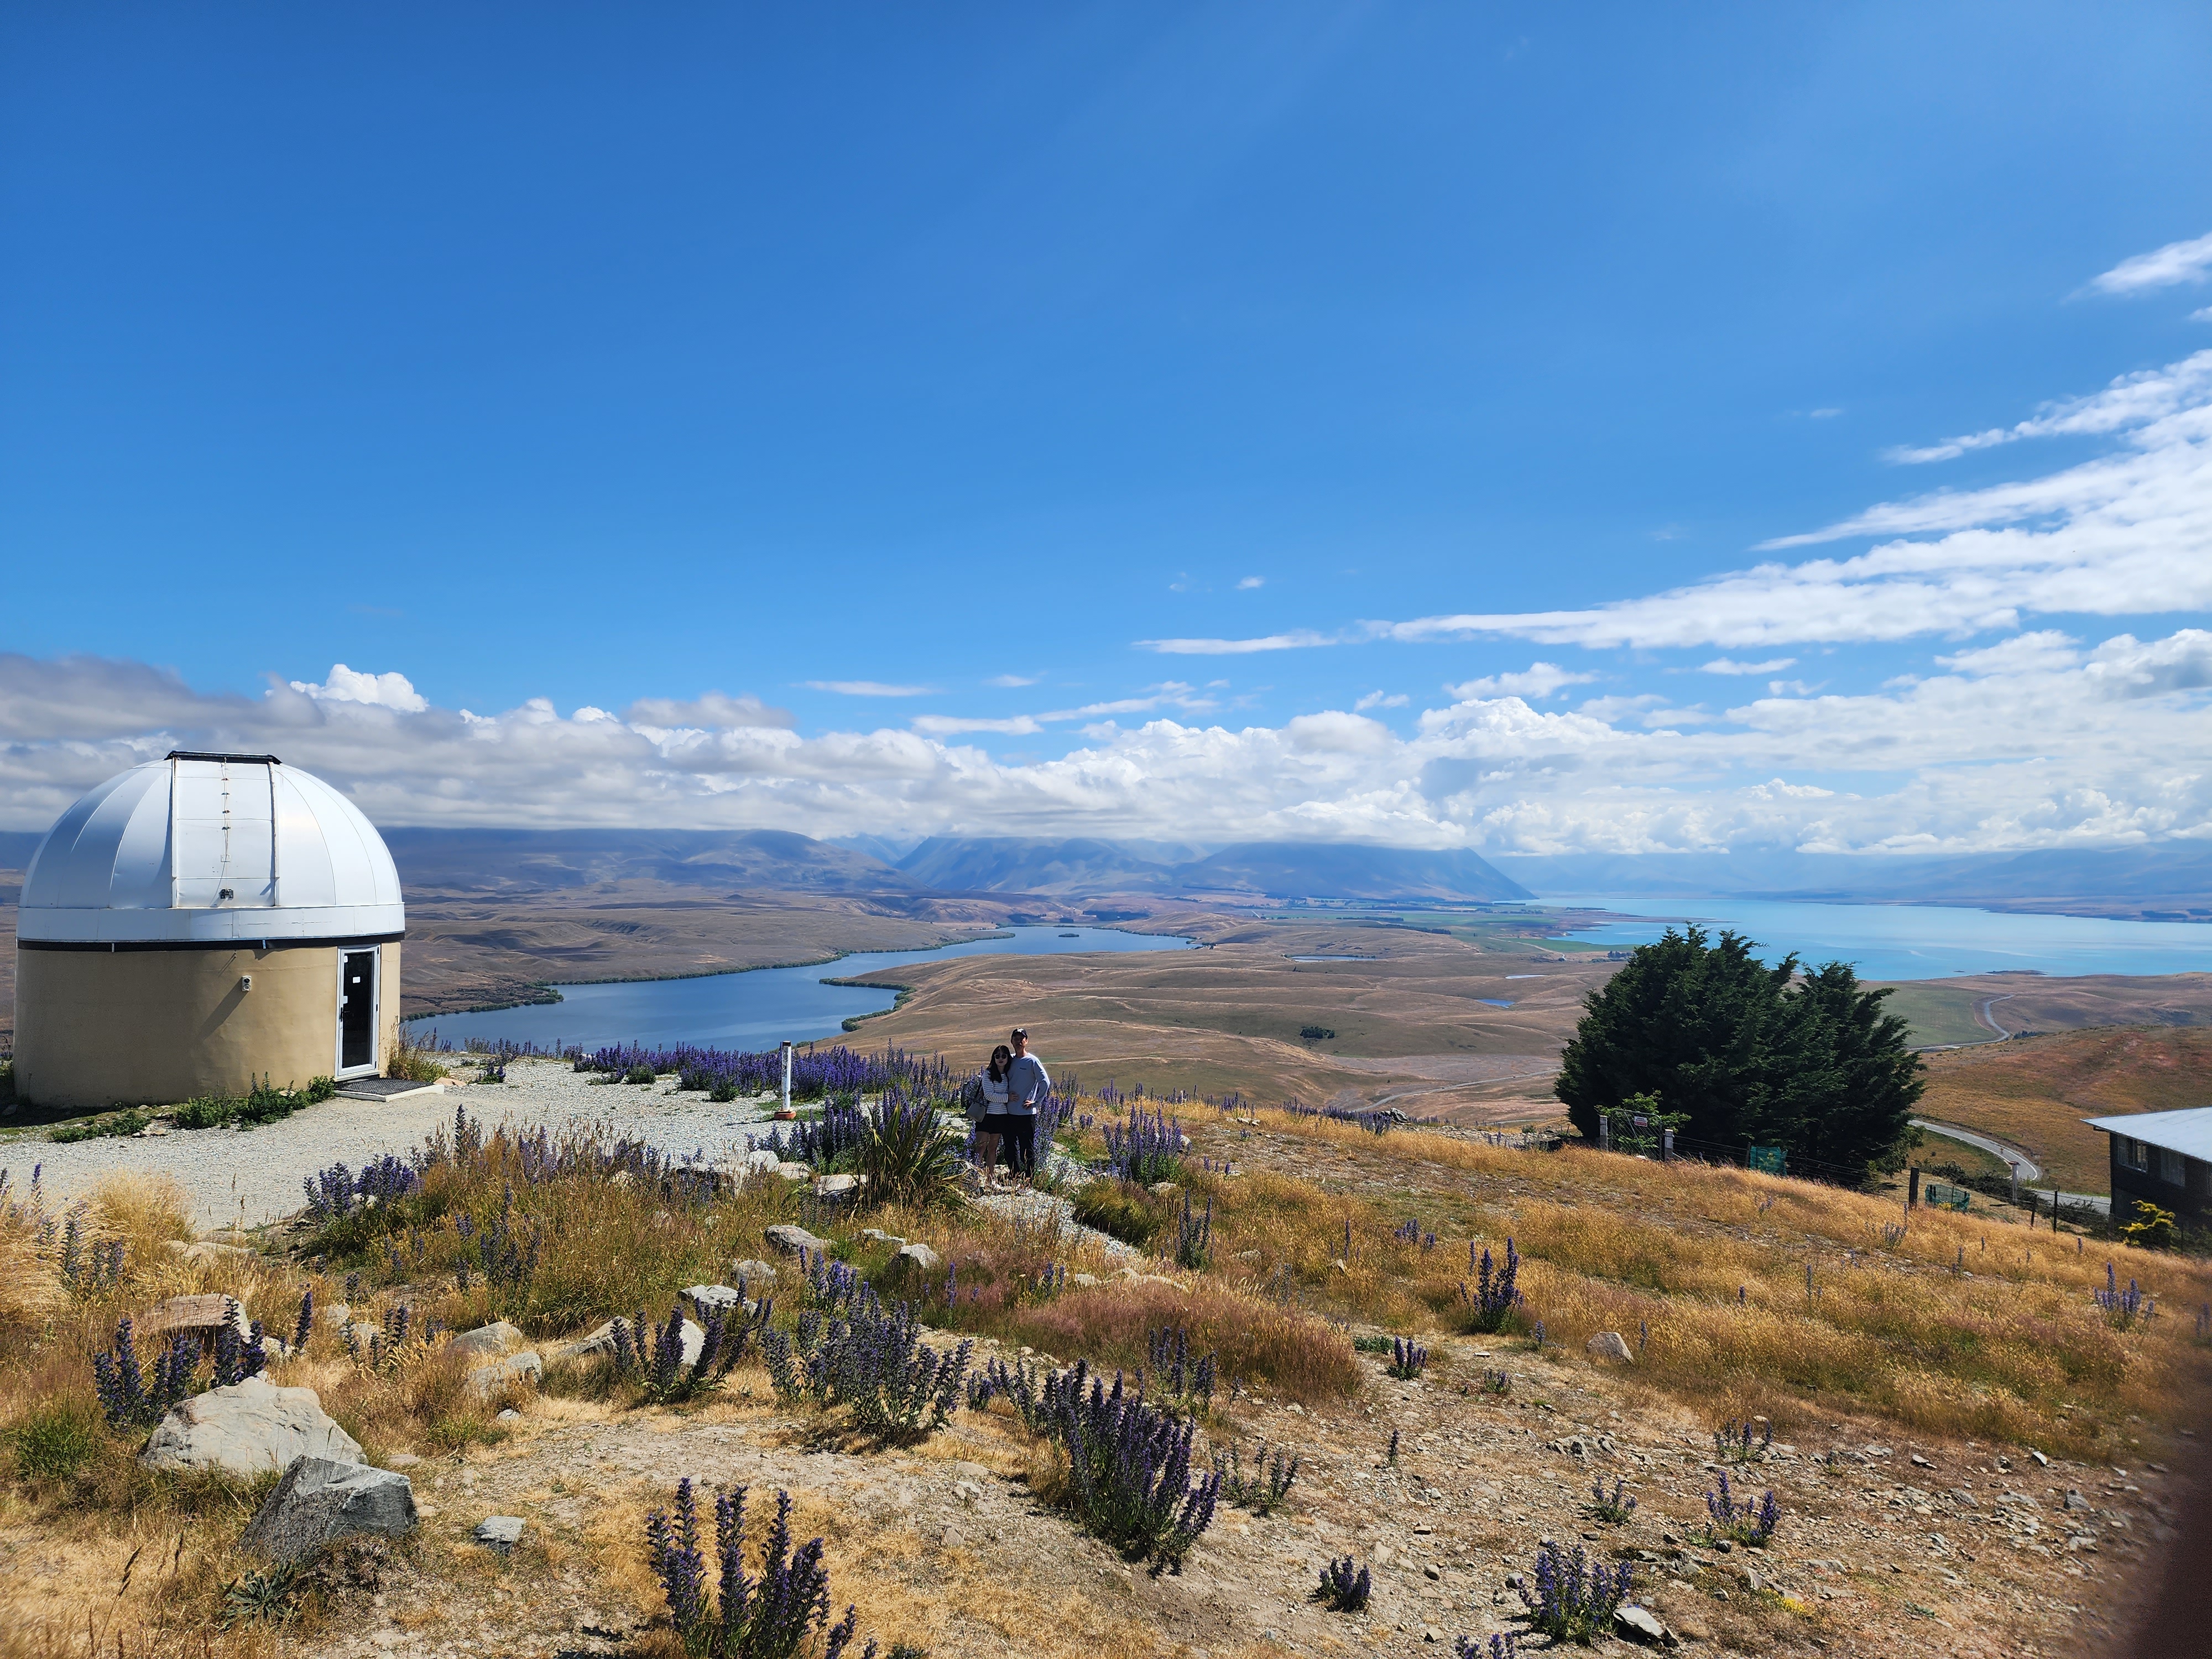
[970,1044,1013,1189]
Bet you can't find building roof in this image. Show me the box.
[18,754,404,944]
[2083,1106,2212,1164]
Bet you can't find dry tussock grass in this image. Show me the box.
[1197,1104,2212,1451]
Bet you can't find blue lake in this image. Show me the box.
[414,925,1193,1052]
[1547,896,2212,980]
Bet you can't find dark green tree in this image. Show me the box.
[1553,926,1922,1185]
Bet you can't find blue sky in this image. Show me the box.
[4,4,2211,852]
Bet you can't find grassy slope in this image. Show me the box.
[1916,1026,2212,1194]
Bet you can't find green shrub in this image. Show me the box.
[174,1076,337,1130]
[12,1399,103,1484]
[857,1095,968,1212]
[49,1108,152,1143]
[1072,1178,1165,1248]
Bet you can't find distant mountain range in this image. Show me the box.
[379,828,911,895]
[7,820,2210,914]
[1495,847,2212,909]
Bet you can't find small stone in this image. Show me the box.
[496,1408,520,1423]
[1149,1181,1181,1197]
[1585,1331,1634,1363]
[764,1223,828,1256]
[862,1229,907,1245]
[321,1303,352,1328]
[940,1524,965,1549]
[683,1284,748,1316]
[732,1258,779,1285]
[1910,1453,1933,1468]
[775,1162,812,1181]
[2064,1490,2091,1511]
[473,1516,526,1554]
[817,1172,863,1197]
[1614,1605,1676,1647]
[1423,1564,1442,1580]
[890,1242,942,1276]
[1070,1271,1100,1286]
[464,1351,542,1398]
[445,1321,523,1358]
[386,1452,421,1468]
[1422,1629,1441,1644]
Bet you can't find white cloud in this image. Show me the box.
[910,714,1044,737]
[1700,657,1797,676]
[1883,349,2212,463]
[985,674,1043,688]
[804,680,935,697]
[2196,306,2212,325]
[1040,683,1217,721]
[1442,662,1595,701]
[288,664,428,713]
[1809,408,1843,419]
[2086,231,2212,296]
[3,626,2211,857]
[1136,630,1336,655]
[624,691,794,731]
[1934,632,2081,677]
[1237,576,1265,589]
[1376,347,2212,652]
[1354,690,1408,711]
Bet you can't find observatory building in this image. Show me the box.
[13,752,404,1111]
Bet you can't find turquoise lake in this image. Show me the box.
[414,924,1193,1052]
[1548,896,2212,980]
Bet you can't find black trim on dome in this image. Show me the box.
[19,932,403,954]
[165,750,283,765]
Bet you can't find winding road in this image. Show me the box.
[1910,1115,2110,1216]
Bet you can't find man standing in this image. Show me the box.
[1002,1026,1051,1185]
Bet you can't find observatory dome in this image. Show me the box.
[19,752,404,945]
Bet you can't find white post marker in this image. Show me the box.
[781,1041,793,1115]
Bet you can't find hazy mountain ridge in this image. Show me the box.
[381,828,914,895]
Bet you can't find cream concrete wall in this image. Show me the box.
[14,940,400,1111]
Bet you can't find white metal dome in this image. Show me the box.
[18,753,405,945]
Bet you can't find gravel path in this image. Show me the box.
[3,1058,788,1230]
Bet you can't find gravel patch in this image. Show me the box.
[4,1058,788,1230]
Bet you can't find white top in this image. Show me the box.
[19,754,405,945]
[2083,1106,2212,1164]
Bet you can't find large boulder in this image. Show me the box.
[140,1377,363,1477]
[764,1223,827,1257]
[140,1293,251,1343]
[238,1456,417,1566]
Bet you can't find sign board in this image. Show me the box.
[1746,1145,1788,1176]
[1923,1182,1971,1212]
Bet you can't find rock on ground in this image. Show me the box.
[764,1223,827,1256]
[465,1351,544,1397]
[238,1456,418,1566]
[473,1516,526,1554]
[445,1321,524,1358]
[683,1284,747,1316]
[140,1376,363,1477]
[1586,1331,1635,1363]
[890,1242,942,1276]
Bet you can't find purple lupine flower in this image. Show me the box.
[1314,1557,1370,1611]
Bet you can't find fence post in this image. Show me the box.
[1908,1166,1920,1210]
[1598,1114,1611,1152]
[781,1040,792,1115]
[2010,1166,2021,1208]
[1661,1126,1673,1162]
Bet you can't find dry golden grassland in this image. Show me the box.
[5,1089,2208,1656]
[1914,1025,2212,1195]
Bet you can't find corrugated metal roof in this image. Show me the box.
[2082,1106,2212,1163]
[19,757,404,943]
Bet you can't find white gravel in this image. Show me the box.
[3,1057,789,1230]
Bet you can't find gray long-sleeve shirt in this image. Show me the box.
[1004,1053,1051,1115]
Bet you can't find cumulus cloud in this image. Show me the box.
[910,714,1045,737]
[2,628,2210,857]
[1701,657,1796,676]
[623,691,795,731]
[289,664,429,713]
[1442,663,1595,700]
[804,680,935,697]
[1136,630,1336,654]
[1237,576,1265,589]
[2086,230,2212,296]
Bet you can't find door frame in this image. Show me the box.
[335,946,380,1078]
